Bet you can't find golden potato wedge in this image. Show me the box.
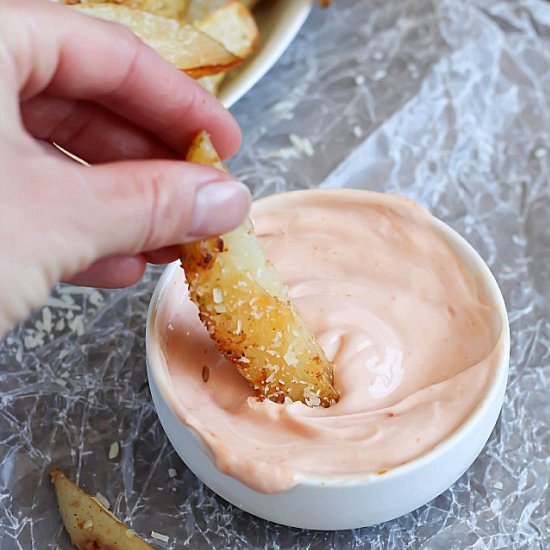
[58,0,190,19]
[187,0,261,23]
[198,73,226,95]
[195,1,258,58]
[181,132,339,407]
[50,469,154,550]
[72,3,241,77]
[185,130,224,167]
[186,0,226,23]
[195,2,259,95]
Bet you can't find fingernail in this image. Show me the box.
[190,180,251,237]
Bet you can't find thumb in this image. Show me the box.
[75,159,251,258]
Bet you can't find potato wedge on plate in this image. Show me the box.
[195,1,259,95]
[197,73,225,95]
[182,132,339,407]
[72,3,241,77]
[58,0,190,19]
[187,0,261,23]
[51,469,154,550]
[195,1,258,58]
[186,0,226,23]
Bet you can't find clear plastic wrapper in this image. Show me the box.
[0,0,548,548]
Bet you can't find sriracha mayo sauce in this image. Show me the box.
[156,190,501,493]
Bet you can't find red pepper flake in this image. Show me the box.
[387,412,395,417]
[202,366,210,383]
[376,469,388,475]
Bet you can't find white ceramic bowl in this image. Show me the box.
[146,191,510,530]
[218,0,312,108]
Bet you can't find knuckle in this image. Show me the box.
[131,167,169,250]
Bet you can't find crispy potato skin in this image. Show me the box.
[181,132,339,407]
[70,3,241,77]
[58,0,189,19]
[50,469,153,550]
[195,2,259,95]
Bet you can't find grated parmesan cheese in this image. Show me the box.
[534,147,547,159]
[94,492,110,510]
[372,69,387,81]
[212,288,223,303]
[284,349,298,367]
[289,134,315,158]
[108,441,120,460]
[151,531,169,543]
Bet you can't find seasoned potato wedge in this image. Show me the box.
[50,469,154,550]
[57,0,190,19]
[181,132,339,407]
[72,3,241,77]
[187,0,262,23]
[197,73,226,95]
[186,0,226,23]
[196,1,259,94]
[195,1,258,58]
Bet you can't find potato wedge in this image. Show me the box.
[195,2,258,95]
[181,132,339,407]
[198,73,226,95]
[72,3,241,77]
[58,0,190,19]
[186,0,226,23]
[187,0,261,23]
[50,469,154,550]
[195,1,258,58]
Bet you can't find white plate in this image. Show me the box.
[218,0,313,108]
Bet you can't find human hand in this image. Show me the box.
[0,0,250,337]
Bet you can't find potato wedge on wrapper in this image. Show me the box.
[181,133,339,407]
[71,3,241,77]
[51,469,154,550]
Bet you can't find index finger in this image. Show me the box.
[9,0,241,158]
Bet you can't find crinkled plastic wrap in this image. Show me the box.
[1,0,549,548]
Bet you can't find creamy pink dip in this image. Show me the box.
[156,190,502,493]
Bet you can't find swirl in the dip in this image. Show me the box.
[156,190,502,493]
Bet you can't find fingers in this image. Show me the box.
[144,246,181,264]
[76,160,251,259]
[21,95,175,163]
[66,246,181,288]
[66,247,181,288]
[67,255,146,288]
[4,0,240,157]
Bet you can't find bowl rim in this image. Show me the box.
[146,188,510,489]
[218,0,313,109]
